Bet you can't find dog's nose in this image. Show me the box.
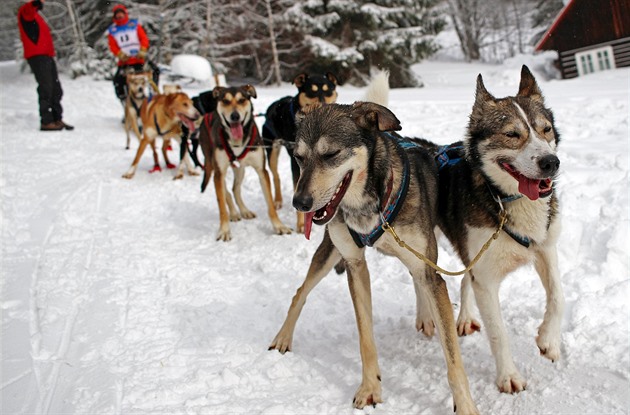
[293,194,313,212]
[538,154,560,176]
[230,111,240,122]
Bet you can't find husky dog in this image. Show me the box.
[269,99,478,412]
[423,65,563,394]
[262,73,339,232]
[198,85,292,241]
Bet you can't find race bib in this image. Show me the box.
[109,20,141,56]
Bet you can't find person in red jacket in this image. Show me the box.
[108,4,158,101]
[17,0,73,131]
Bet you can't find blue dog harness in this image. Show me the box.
[436,144,465,171]
[436,143,531,248]
[348,134,414,248]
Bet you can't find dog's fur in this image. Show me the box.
[268,98,478,411]
[162,84,183,95]
[122,92,200,179]
[420,66,563,394]
[198,85,292,241]
[262,73,339,232]
[123,72,150,150]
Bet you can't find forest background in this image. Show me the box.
[0,0,564,87]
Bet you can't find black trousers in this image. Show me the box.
[27,55,63,124]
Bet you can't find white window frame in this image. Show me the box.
[575,45,616,76]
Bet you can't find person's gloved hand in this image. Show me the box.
[117,51,130,63]
[137,48,148,60]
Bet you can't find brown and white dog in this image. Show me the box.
[199,85,292,241]
[123,72,150,150]
[122,92,200,180]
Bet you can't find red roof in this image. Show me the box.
[535,0,576,51]
[535,0,630,52]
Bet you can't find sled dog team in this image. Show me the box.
[120,66,563,413]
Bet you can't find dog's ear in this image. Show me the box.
[241,84,257,99]
[294,102,321,125]
[474,74,496,106]
[325,72,338,86]
[165,93,179,118]
[517,65,543,101]
[471,74,497,121]
[351,101,401,132]
[293,73,307,88]
[212,86,224,99]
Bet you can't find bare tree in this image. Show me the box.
[446,0,486,61]
[264,0,282,86]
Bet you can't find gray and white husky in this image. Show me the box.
[422,65,563,394]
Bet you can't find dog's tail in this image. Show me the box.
[363,70,390,108]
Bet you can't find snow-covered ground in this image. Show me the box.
[1,59,628,414]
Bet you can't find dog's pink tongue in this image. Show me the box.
[179,114,196,131]
[304,212,314,240]
[518,177,541,201]
[230,123,244,141]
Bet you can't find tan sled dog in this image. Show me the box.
[268,102,478,413]
[123,72,150,150]
[198,85,292,241]
[122,92,200,179]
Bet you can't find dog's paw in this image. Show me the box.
[274,224,292,235]
[352,378,382,409]
[416,318,435,337]
[456,317,481,337]
[536,330,561,362]
[229,213,241,222]
[122,172,134,179]
[241,210,256,220]
[268,333,292,354]
[187,169,200,176]
[173,173,184,180]
[216,229,232,242]
[496,372,527,394]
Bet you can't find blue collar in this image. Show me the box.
[486,184,530,248]
[349,134,413,248]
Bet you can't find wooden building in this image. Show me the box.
[535,0,630,79]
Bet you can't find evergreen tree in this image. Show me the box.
[284,0,445,87]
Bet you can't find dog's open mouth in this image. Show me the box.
[501,162,553,201]
[178,113,197,132]
[304,171,353,240]
[230,122,244,142]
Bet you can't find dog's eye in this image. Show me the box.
[543,126,552,133]
[322,150,340,160]
[222,99,230,106]
[505,131,520,138]
[238,99,246,105]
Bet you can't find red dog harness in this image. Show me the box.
[204,113,258,168]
